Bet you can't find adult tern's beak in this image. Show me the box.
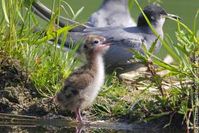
[166,13,181,20]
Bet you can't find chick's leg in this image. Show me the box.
[75,108,82,122]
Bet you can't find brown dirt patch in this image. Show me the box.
[0,51,67,117]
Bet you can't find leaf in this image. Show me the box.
[144,112,171,122]
[17,7,24,22]
[94,104,110,113]
[2,0,9,24]
[150,54,180,72]
[73,7,84,20]
[62,1,75,16]
[129,48,147,63]
[149,36,160,53]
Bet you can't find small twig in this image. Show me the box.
[146,58,164,97]
[0,113,38,119]
[163,111,176,128]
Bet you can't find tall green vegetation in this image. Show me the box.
[0,0,79,97]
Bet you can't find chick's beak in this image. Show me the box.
[95,38,111,52]
[102,38,114,46]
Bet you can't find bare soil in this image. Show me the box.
[0,52,68,117]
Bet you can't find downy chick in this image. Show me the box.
[55,35,110,122]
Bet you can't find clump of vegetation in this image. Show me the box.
[128,0,199,131]
[0,0,80,97]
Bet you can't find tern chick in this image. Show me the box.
[55,35,110,122]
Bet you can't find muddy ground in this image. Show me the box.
[0,52,69,117]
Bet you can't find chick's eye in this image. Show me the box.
[84,44,88,49]
[93,39,100,44]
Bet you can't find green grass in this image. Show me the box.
[0,0,199,131]
[0,0,79,97]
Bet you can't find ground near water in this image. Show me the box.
[0,51,185,133]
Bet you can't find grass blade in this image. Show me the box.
[2,0,9,24]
